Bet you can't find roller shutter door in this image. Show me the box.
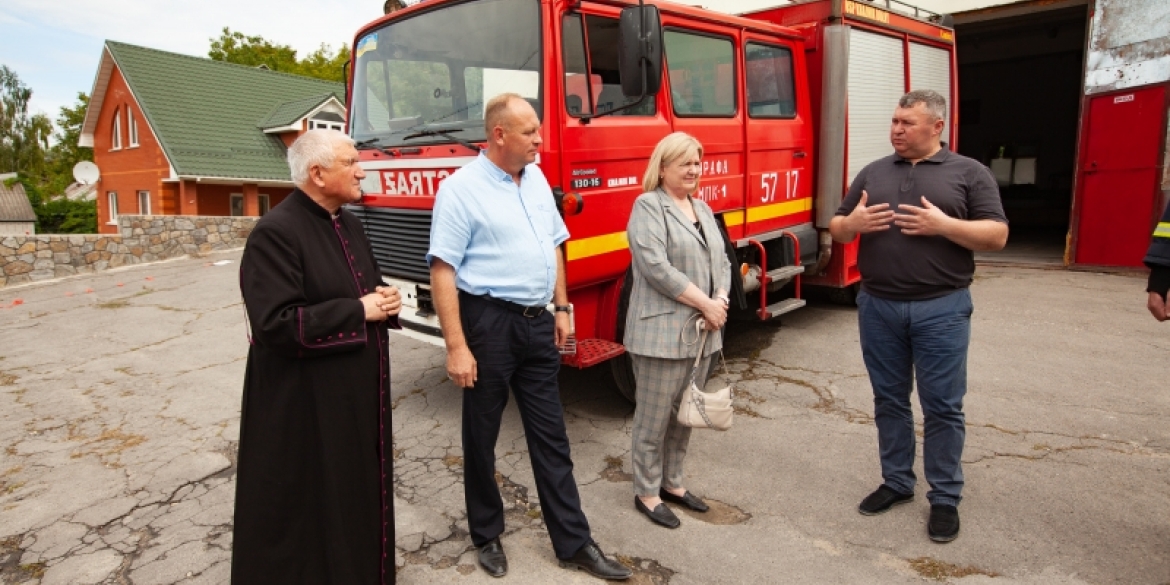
[909,42,953,145]
[847,29,905,185]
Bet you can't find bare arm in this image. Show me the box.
[554,247,572,346]
[430,259,477,388]
[895,196,1008,251]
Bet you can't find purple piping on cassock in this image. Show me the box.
[331,217,391,584]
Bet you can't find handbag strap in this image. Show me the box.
[688,326,709,388]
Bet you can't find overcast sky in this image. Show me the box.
[1,0,1006,133]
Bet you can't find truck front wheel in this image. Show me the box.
[610,353,637,403]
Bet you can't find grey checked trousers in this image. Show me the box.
[630,353,713,497]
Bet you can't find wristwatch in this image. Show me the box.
[554,305,572,313]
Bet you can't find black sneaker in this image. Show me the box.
[858,485,914,516]
[928,504,960,543]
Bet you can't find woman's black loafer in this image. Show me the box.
[635,497,681,528]
[660,489,709,512]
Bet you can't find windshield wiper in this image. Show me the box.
[401,128,482,153]
[355,137,382,149]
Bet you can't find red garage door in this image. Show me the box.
[1073,85,1166,267]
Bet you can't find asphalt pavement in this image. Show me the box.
[0,250,1166,584]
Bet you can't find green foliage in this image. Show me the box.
[43,93,92,197]
[5,174,96,234]
[209,28,350,83]
[1,68,95,233]
[0,65,53,179]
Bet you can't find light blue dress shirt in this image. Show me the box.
[426,153,570,306]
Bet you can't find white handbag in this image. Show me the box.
[676,327,733,430]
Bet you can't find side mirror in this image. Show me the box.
[618,3,663,98]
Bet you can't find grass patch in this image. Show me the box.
[908,557,1000,581]
[96,300,129,309]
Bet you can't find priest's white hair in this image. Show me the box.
[288,129,355,186]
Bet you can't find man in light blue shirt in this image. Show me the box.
[427,93,631,581]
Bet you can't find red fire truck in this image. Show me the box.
[345,0,958,399]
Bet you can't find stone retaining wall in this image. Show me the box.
[0,215,259,287]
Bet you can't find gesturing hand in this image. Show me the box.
[846,190,895,234]
[895,196,953,237]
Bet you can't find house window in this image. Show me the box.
[308,119,345,132]
[259,194,270,216]
[230,193,244,216]
[111,110,122,150]
[137,190,151,215]
[128,107,140,147]
[107,192,119,224]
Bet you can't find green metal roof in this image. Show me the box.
[105,41,345,181]
[258,93,341,130]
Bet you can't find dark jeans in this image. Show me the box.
[458,292,591,560]
[857,288,973,507]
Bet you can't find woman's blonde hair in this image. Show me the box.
[642,132,703,193]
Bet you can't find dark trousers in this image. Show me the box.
[459,292,591,560]
[857,288,972,507]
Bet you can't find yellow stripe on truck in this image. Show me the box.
[565,199,814,261]
[746,198,813,223]
[566,231,629,261]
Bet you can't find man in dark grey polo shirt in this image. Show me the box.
[830,89,1008,543]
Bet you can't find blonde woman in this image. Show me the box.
[624,132,732,528]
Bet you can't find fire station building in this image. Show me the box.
[80,41,346,235]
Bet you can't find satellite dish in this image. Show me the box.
[73,161,100,185]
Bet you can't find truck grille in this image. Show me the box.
[347,205,432,284]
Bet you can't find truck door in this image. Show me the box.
[661,25,745,223]
[559,6,671,287]
[741,33,813,241]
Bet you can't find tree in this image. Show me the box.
[42,93,93,197]
[0,77,96,233]
[0,65,52,178]
[209,28,350,83]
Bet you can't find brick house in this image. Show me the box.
[80,41,346,234]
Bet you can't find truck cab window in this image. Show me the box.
[562,13,655,117]
[745,42,797,118]
[664,30,736,117]
[349,0,542,146]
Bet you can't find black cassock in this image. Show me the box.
[233,189,397,585]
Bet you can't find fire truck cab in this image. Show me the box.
[346,0,956,399]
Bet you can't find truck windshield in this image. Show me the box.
[350,0,542,148]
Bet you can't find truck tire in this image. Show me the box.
[828,283,860,306]
[610,354,637,403]
[612,267,637,403]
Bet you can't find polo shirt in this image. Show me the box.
[835,147,1007,300]
[426,153,570,306]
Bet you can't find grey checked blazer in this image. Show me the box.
[623,189,732,359]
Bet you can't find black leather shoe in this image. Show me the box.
[660,489,709,512]
[858,485,914,516]
[928,504,960,543]
[477,537,507,578]
[635,497,680,528]
[559,541,632,580]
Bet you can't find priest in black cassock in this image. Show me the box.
[232,129,401,584]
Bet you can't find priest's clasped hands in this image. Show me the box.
[361,285,402,321]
